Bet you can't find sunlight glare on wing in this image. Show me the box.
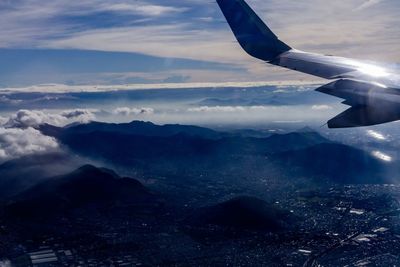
[372,151,392,162]
[367,130,386,141]
[356,63,389,77]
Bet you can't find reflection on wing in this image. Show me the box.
[216,0,400,128]
[316,79,400,128]
[271,50,392,80]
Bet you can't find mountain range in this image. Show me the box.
[38,120,396,185]
[1,120,399,265]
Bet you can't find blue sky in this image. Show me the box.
[1,0,399,86]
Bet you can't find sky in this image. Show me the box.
[1,0,399,87]
[0,0,397,166]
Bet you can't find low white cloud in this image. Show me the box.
[4,109,98,128]
[248,106,271,111]
[113,107,154,116]
[188,106,247,113]
[311,105,333,111]
[0,81,323,94]
[61,109,98,122]
[168,104,329,126]
[367,130,386,141]
[0,95,21,104]
[273,120,304,124]
[188,105,283,113]
[372,151,392,162]
[0,108,101,162]
[4,110,66,128]
[104,3,187,16]
[0,127,59,161]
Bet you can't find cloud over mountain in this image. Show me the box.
[113,107,154,116]
[0,108,98,161]
[0,127,59,161]
[4,109,98,128]
[61,109,97,122]
[5,110,66,128]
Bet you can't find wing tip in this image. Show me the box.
[216,0,291,61]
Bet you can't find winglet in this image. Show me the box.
[216,0,291,62]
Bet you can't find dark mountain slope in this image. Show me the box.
[5,165,156,218]
[40,121,330,162]
[0,153,83,199]
[40,120,222,139]
[273,143,392,184]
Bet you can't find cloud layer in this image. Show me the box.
[0,127,59,161]
[4,109,98,128]
[0,81,321,94]
[0,108,99,161]
[113,107,154,116]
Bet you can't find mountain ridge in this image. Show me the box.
[37,120,397,185]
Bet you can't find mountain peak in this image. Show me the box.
[128,120,155,126]
[76,164,98,172]
[70,164,115,180]
[54,120,222,139]
[296,126,316,133]
[6,165,153,219]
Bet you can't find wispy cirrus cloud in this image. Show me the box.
[0,0,190,47]
[357,0,384,10]
[102,3,188,16]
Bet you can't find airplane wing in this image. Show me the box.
[216,0,400,128]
